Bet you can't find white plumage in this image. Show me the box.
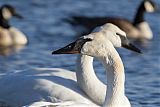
[0,23,139,107]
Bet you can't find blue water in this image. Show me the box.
[0,0,160,107]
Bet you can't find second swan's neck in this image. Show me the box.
[76,55,106,105]
[76,46,130,106]
[101,48,130,107]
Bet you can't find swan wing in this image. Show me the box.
[0,68,93,107]
[25,101,98,107]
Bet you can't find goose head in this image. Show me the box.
[0,4,23,20]
[52,24,141,56]
[143,0,157,13]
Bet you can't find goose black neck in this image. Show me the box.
[133,2,145,26]
[0,8,10,29]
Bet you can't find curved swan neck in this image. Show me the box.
[76,55,106,105]
[103,52,125,94]
[101,48,129,107]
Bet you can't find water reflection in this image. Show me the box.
[0,45,26,56]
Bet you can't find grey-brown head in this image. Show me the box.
[52,24,142,56]
[0,4,23,20]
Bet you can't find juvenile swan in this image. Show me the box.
[52,24,141,107]
[0,4,27,46]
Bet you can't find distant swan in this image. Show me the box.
[0,4,28,47]
[0,24,140,107]
[64,0,156,40]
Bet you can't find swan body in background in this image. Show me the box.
[0,24,140,107]
[65,0,156,40]
[0,68,96,107]
[0,4,28,47]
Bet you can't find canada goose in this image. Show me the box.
[0,4,28,47]
[0,24,141,107]
[65,0,157,40]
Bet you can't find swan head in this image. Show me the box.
[93,23,142,53]
[52,29,141,56]
[52,35,112,57]
[96,23,127,47]
[0,4,23,20]
[143,0,157,12]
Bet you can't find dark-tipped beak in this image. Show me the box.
[13,13,23,19]
[52,42,80,55]
[52,38,92,55]
[122,43,142,53]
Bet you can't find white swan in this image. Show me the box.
[0,67,96,107]
[76,23,141,105]
[52,24,141,107]
[0,4,28,46]
[0,24,140,107]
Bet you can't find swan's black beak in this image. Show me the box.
[117,33,142,53]
[52,38,92,54]
[122,43,142,53]
[52,41,80,54]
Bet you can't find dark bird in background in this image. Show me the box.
[0,4,28,47]
[64,0,157,41]
[0,4,23,29]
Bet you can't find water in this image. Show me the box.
[0,0,160,107]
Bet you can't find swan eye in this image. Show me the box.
[116,33,126,39]
[68,45,72,48]
[116,33,129,46]
[116,33,124,37]
[83,38,93,42]
[76,38,93,48]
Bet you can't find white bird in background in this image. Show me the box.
[0,24,141,107]
[0,4,28,47]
